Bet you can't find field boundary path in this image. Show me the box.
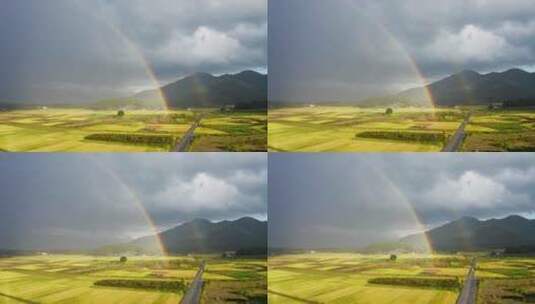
[180,261,205,304]
[0,292,40,304]
[442,113,471,152]
[268,290,321,304]
[174,114,204,152]
[456,259,477,304]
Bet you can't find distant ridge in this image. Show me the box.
[0,71,267,109]
[95,217,267,255]
[402,215,535,252]
[129,70,267,109]
[362,68,535,106]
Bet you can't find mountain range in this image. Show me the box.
[363,68,535,106]
[0,70,267,109]
[402,215,535,252]
[126,70,267,109]
[95,217,267,255]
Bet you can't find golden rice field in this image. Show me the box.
[268,253,464,304]
[0,254,266,304]
[268,106,535,152]
[268,253,535,304]
[268,107,464,152]
[0,108,266,152]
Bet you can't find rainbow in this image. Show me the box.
[366,164,433,254]
[73,2,170,111]
[103,21,170,111]
[88,155,168,256]
[377,24,437,109]
[347,2,437,109]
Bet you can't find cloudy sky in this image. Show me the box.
[270,0,535,103]
[269,153,535,249]
[0,0,266,103]
[0,153,266,250]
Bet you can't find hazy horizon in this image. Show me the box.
[0,0,267,104]
[269,154,535,249]
[268,214,532,251]
[269,0,535,103]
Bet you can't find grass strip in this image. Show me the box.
[94,279,187,293]
[368,277,460,290]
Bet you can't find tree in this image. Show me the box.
[385,108,393,115]
[117,110,125,117]
[390,254,397,261]
[120,256,127,263]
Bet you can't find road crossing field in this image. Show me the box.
[0,108,266,152]
[268,253,535,304]
[269,106,535,152]
[0,254,266,304]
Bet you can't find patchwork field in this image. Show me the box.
[191,111,267,152]
[269,253,465,304]
[0,254,267,303]
[268,107,464,152]
[476,257,535,303]
[462,108,535,151]
[269,106,535,152]
[269,253,535,304]
[0,108,266,152]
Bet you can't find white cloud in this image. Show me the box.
[98,0,266,74]
[497,20,535,41]
[424,24,528,63]
[229,22,267,41]
[424,171,511,209]
[156,26,243,66]
[495,167,535,187]
[156,173,241,211]
[228,168,267,188]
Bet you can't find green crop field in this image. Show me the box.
[462,108,535,151]
[0,254,267,304]
[476,257,535,303]
[268,107,464,152]
[191,111,267,152]
[0,108,266,152]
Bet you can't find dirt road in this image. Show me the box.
[442,113,471,152]
[180,261,205,304]
[456,261,477,304]
[174,115,203,152]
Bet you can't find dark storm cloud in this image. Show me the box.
[0,153,266,250]
[269,0,535,103]
[268,154,535,249]
[0,0,266,103]
[99,0,267,79]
